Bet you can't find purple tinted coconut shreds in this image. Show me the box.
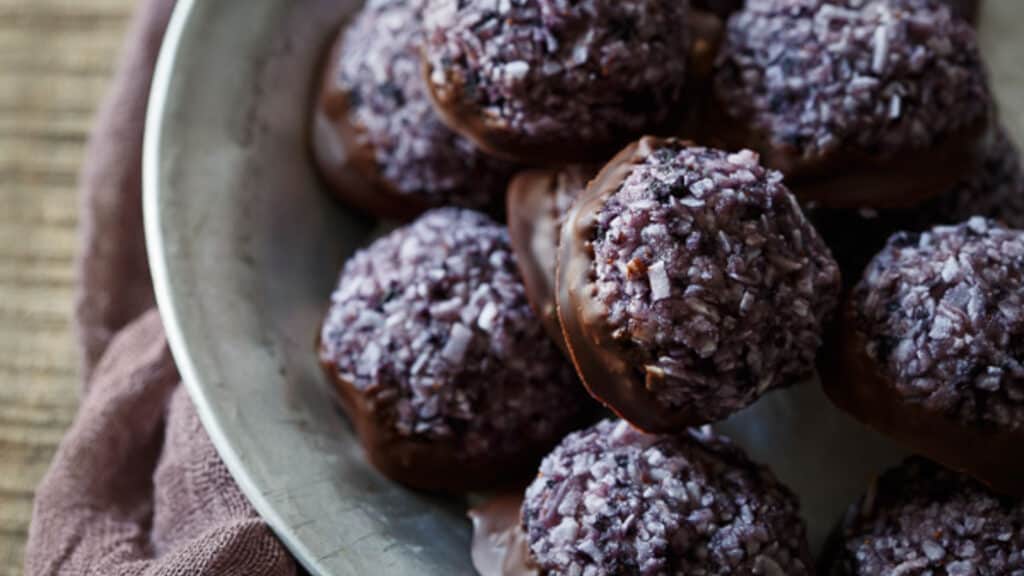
[838,458,1024,575]
[911,128,1024,229]
[319,208,581,458]
[334,0,513,207]
[853,218,1024,432]
[422,0,690,145]
[714,0,991,161]
[522,419,813,575]
[591,145,840,422]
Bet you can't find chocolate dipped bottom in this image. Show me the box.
[825,218,1024,496]
[809,126,1024,283]
[710,0,993,210]
[469,493,535,576]
[506,165,597,352]
[557,137,840,432]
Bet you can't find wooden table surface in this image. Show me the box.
[0,1,1022,575]
[0,0,132,573]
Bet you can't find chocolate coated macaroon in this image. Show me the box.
[830,458,1024,575]
[826,218,1024,495]
[558,137,841,432]
[712,0,993,209]
[521,419,813,575]
[311,0,514,220]
[319,208,587,491]
[506,165,597,351]
[421,0,692,164]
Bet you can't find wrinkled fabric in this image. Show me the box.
[26,0,298,574]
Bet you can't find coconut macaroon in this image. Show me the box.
[827,218,1024,495]
[712,0,992,209]
[831,458,1024,575]
[522,419,813,575]
[507,165,597,351]
[810,127,1024,283]
[421,0,692,164]
[318,208,587,491]
[558,137,840,432]
[311,0,515,220]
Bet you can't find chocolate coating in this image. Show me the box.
[523,419,813,575]
[312,0,514,219]
[507,165,597,352]
[711,0,992,209]
[319,208,586,491]
[558,137,840,432]
[422,0,691,164]
[810,127,1024,283]
[469,493,536,576]
[832,458,1024,575]
[825,218,1024,496]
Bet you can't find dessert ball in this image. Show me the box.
[712,0,992,209]
[318,208,587,491]
[507,165,597,351]
[558,137,841,432]
[312,0,515,220]
[810,127,1024,283]
[827,218,1024,495]
[421,0,692,164]
[522,419,813,575]
[832,458,1024,575]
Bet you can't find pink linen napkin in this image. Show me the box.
[25,1,298,574]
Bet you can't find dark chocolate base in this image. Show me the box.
[822,301,1024,497]
[703,99,990,211]
[422,59,685,166]
[507,166,595,355]
[319,356,550,493]
[468,492,536,576]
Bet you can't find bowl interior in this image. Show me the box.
[145,1,1024,575]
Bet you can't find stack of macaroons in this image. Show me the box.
[310,0,1024,573]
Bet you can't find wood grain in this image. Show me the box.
[0,0,131,573]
